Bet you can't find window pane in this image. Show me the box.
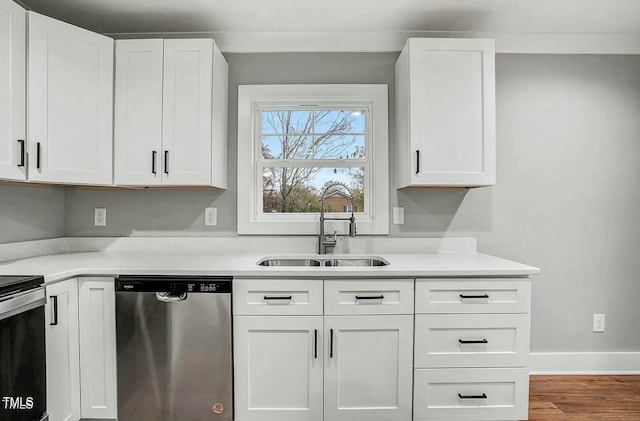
[313,135,365,159]
[262,167,365,213]
[261,110,313,135]
[262,135,314,159]
[262,135,365,160]
[314,110,366,134]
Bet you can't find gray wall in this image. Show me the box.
[0,184,65,243]
[397,54,640,352]
[6,53,640,353]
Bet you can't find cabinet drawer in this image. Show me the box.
[413,368,529,421]
[414,314,530,368]
[415,279,530,314]
[233,279,323,315]
[324,280,414,315]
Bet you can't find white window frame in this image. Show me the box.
[237,84,389,235]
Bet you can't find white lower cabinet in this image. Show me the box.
[233,278,414,421]
[324,315,413,421]
[414,278,532,421]
[234,316,324,421]
[45,278,81,421]
[413,368,529,421]
[78,278,117,419]
[45,277,117,421]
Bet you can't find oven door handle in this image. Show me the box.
[0,287,46,321]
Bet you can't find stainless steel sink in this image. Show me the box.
[257,257,388,267]
[258,258,322,267]
[324,258,388,267]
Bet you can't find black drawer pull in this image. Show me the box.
[416,150,420,174]
[17,140,25,167]
[36,142,41,169]
[458,393,487,400]
[355,295,384,300]
[459,339,488,344]
[459,294,489,299]
[152,150,157,174]
[264,295,292,300]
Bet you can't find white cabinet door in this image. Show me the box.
[234,316,323,421]
[114,39,164,186]
[78,278,117,419]
[28,12,113,185]
[45,278,81,421]
[0,0,26,181]
[324,315,413,421]
[161,39,212,185]
[396,38,495,187]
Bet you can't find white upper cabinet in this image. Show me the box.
[114,39,164,185]
[28,12,113,185]
[114,38,228,187]
[396,38,495,187]
[162,39,212,185]
[0,0,26,181]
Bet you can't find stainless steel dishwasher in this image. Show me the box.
[115,275,232,421]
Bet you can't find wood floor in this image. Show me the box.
[528,375,640,420]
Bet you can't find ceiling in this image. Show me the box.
[19,0,640,35]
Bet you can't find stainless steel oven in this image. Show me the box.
[0,275,47,421]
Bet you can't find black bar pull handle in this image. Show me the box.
[416,150,420,174]
[459,339,488,344]
[458,393,487,400]
[49,296,58,326]
[264,295,292,301]
[36,142,41,170]
[459,294,489,299]
[314,329,318,359]
[355,295,384,300]
[329,328,334,358]
[17,140,25,167]
[152,151,157,174]
[164,150,169,175]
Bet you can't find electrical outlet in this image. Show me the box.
[205,207,217,226]
[593,313,605,333]
[393,207,405,224]
[94,208,107,226]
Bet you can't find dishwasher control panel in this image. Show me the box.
[116,276,232,294]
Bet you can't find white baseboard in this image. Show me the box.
[531,352,640,375]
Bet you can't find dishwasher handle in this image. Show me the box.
[156,292,187,303]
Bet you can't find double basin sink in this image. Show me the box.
[258,256,389,267]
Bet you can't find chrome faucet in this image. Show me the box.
[318,182,357,254]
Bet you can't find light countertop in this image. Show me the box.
[0,250,540,284]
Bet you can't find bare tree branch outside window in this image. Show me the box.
[261,110,366,213]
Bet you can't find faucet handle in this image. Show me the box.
[324,231,338,246]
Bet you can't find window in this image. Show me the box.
[238,85,389,235]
